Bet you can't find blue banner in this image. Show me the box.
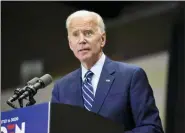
[1,102,50,133]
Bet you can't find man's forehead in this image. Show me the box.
[69,16,98,30]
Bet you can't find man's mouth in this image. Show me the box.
[78,48,90,52]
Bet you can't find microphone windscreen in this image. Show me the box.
[40,74,53,87]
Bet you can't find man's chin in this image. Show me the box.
[78,55,91,62]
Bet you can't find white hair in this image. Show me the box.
[66,10,105,33]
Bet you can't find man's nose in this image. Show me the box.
[78,34,86,44]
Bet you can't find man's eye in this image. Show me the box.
[85,31,93,36]
[73,32,79,37]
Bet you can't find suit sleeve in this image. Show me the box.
[51,82,60,103]
[125,68,164,133]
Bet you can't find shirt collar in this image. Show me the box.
[81,53,106,80]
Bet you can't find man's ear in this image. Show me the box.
[101,32,106,47]
[68,36,73,51]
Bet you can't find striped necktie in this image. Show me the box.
[82,70,94,111]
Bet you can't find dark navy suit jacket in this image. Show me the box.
[51,57,164,133]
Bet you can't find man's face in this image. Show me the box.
[67,16,106,63]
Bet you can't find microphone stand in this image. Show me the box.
[17,93,36,107]
[25,89,36,107]
[6,100,18,109]
[7,86,37,109]
[6,87,23,109]
[19,84,37,107]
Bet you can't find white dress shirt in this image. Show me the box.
[81,53,106,96]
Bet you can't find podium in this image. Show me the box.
[1,102,125,133]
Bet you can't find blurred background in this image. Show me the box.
[1,1,184,133]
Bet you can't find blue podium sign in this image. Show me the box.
[1,102,50,133]
[2,102,125,133]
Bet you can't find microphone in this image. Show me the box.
[7,77,39,103]
[18,74,53,100]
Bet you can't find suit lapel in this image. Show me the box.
[69,68,84,108]
[91,57,116,113]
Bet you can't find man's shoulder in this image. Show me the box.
[110,60,147,80]
[111,59,142,73]
[55,68,80,85]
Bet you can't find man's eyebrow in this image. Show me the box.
[70,29,79,33]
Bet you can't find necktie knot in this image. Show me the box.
[84,70,93,81]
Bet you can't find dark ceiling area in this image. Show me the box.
[62,2,141,19]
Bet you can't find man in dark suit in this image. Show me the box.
[51,10,164,133]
